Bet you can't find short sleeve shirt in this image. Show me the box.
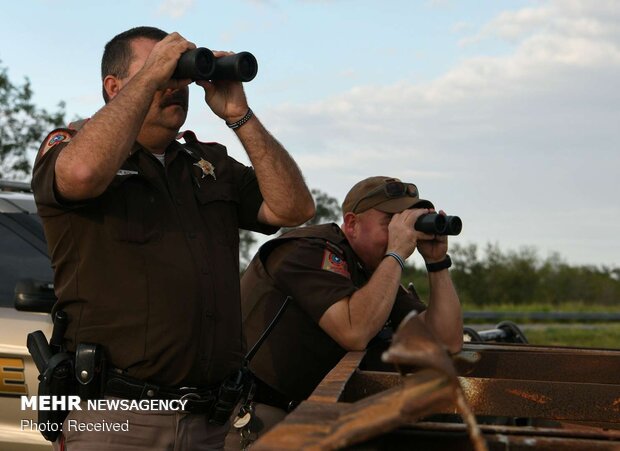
[32,130,278,386]
[241,224,426,401]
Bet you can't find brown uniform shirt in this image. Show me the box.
[32,128,278,387]
[241,223,427,401]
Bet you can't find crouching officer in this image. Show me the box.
[236,176,463,446]
[30,25,314,451]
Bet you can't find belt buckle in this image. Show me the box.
[179,387,201,413]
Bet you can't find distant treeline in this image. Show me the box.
[404,243,620,307]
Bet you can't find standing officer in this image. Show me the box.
[31,26,314,450]
[238,176,462,443]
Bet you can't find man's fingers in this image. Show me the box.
[163,78,192,90]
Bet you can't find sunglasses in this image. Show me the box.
[350,180,418,214]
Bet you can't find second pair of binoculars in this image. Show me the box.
[415,213,462,236]
[173,47,258,82]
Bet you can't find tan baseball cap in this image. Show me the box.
[342,176,434,215]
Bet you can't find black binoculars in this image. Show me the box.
[173,47,258,82]
[415,213,462,236]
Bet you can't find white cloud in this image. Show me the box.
[157,0,195,19]
[259,0,620,266]
[461,0,620,47]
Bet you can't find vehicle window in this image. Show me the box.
[0,221,53,308]
[9,212,47,242]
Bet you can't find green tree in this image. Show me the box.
[306,188,342,225]
[0,61,65,179]
[410,242,620,308]
[279,188,342,234]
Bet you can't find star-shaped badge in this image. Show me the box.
[193,159,216,180]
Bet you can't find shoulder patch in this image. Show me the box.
[37,129,73,160]
[321,249,350,279]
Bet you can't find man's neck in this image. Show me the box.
[137,127,178,155]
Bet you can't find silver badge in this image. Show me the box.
[193,159,216,180]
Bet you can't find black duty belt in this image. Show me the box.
[104,372,217,415]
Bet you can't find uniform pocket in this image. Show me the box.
[105,176,162,244]
[194,182,240,247]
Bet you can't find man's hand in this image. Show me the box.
[386,208,435,260]
[136,32,196,91]
[417,209,449,263]
[195,51,249,122]
[194,51,314,227]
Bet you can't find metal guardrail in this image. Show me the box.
[464,311,620,322]
[0,179,32,193]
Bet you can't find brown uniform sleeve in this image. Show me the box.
[31,142,75,217]
[265,238,357,323]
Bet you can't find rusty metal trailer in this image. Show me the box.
[253,317,620,450]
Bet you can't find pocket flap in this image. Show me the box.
[194,182,239,204]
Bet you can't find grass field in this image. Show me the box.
[464,303,620,349]
[520,323,620,349]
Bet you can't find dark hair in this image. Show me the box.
[101,26,168,102]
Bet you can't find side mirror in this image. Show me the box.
[14,278,56,313]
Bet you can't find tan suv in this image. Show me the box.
[0,180,54,450]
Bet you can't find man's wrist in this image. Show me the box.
[425,254,452,273]
[225,108,253,130]
[384,252,405,271]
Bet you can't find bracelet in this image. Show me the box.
[384,252,405,271]
[426,254,452,272]
[226,108,254,130]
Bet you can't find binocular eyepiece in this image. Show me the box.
[173,47,258,82]
[415,213,462,236]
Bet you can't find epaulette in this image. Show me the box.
[176,130,221,146]
[324,240,345,257]
[176,130,198,143]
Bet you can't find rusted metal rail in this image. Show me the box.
[254,343,620,450]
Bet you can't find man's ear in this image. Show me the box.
[342,212,358,238]
[103,75,122,101]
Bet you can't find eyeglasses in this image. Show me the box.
[350,180,418,213]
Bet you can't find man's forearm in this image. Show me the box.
[421,270,463,353]
[319,255,403,351]
[233,114,315,226]
[346,257,403,346]
[55,74,157,200]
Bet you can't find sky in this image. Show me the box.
[1,0,618,268]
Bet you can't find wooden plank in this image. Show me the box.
[308,351,365,404]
